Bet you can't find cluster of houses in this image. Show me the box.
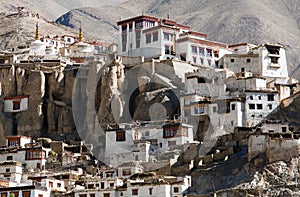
[0,12,300,196]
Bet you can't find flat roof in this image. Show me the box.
[177,37,228,49]
[117,15,159,26]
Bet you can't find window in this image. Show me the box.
[266,45,280,55]
[49,181,53,188]
[116,131,126,141]
[206,48,212,57]
[191,46,197,54]
[103,194,110,197]
[258,96,261,100]
[250,96,253,100]
[249,104,255,110]
[282,127,287,132]
[122,43,126,52]
[110,183,114,187]
[120,193,123,196]
[193,56,197,64]
[180,53,186,61]
[268,104,272,110]
[6,168,10,172]
[207,59,211,66]
[270,57,279,64]
[7,156,13,160]
[122,169,131,176]
[101,182,105,189]
[163,32,173,41]
[194,106,205,114]
[231,104,236,111]
[213,106,217,113]
[199,47,204,55]
[145,131,149,136]
[57,183,61,188]
[135,30,141,48]
[121,34,127,52]
[213,49,219,58]
[145,34,151,44]
[149,188,153,195]
[129,23,133,32]
[174,187,179,193]
[230,58,235,63]
[217,102,230,114]
[168,141,176,146]
[241,67,245,72]
[90,194,95,197]
[121,25,127,32]
[200,57,204,65]
[132,189,138,195]
[22,192,30,197]
[163,129,176,138]
[215,60,219,67]
[247,58,251,63]
[268,94,274,101]
[152,31,158,42]
[165,45,173,55]
[257,104,263,109]
[13,100,20,110]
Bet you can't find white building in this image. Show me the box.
[109,142,150,168]
[0,161,22,183]
[3,95,29,113]
[244,90,280,127]
[222,43,289,79]
[105,122,194,160]
[117,15,232,65]
[0,185,49,197]
[0,136,50,170]
[74,174,191,197]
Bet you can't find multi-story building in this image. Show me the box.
[117,15,232,66]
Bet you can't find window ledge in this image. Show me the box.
[269,63,281,68]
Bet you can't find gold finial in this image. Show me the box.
[78,26,83,42]
[35,23,40,40]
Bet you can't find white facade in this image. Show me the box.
[0,146,48,170]
[223,43,289,79]
[244,91,280,127]
[41,178,66,192]
[177,34,232,67]
[0,161,22,183]
[117,15,233,65]
[109,142,150,168]
[28,40,46,58]
[105,123,193,160]
[6,136,31,148]
[117,164,144,178]
[74,175,191,197]
[256,44,289,78]
[0,186,49,197]
[226,77,267,93]
[3,96,29,113]
[222,54,260,74]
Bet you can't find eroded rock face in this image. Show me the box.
[0,64,77,139]
[16,71,45,136]
[97,60,125,127]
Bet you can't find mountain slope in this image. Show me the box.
[0,0,68,21]
[56,0,300,78]
[0,15,77,51]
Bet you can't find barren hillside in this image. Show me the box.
[56,0,300,78]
